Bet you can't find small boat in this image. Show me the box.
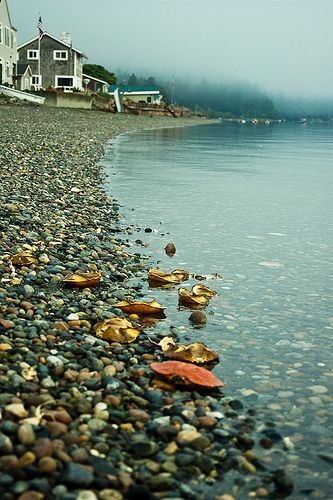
[0,85,45,105]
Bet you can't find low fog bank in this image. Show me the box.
[117,70,333,120]
[272,94,333,120]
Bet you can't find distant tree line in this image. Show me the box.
[163,79,279,119]
[117,71,278,118]
[86,65,333,119]
[83,64,117,85]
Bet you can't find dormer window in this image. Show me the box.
[27,50,39,60]
[54,50,68,61]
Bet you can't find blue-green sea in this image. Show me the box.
[103,121,333,498]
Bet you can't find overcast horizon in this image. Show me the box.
[8,0,333,99]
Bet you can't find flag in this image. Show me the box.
[37,16,45,40]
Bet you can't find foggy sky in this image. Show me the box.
[8,0,333,98]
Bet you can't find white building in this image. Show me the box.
[0,0,17,85]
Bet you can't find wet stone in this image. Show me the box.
[61,462,94,487]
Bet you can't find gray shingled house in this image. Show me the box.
[17,32,86,90]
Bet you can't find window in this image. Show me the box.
[4,27,10,47]
[27,50,39,60]
[10,31,14,49]
[31,75,41,86]
[56,76,73,87]
[54,50,68,61]
[0,24,3,44]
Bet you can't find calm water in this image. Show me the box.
[103,122,333,497]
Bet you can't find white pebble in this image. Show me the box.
[67,313,80,321]
[309,385,328,394]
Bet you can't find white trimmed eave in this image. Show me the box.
[82,73,108,85]
[18,33,84,56]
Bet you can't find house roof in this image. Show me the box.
[108,85,161,94]
[1,0,15,30]
[82,73,108,85]
[17,33,86,57]
[16,64,32,76]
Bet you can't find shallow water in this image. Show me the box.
[103,121,333,497]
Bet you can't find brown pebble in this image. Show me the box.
[256,488,269,497]
[142,353,156,361]
[64,369,79,382]
[104,395,121,407]
[45,409,72,424]
[0,318,15,329]
[68,320,81,328]
[0,455,19,470]
[18,491,44,500]
[103,365,117,377]
[34,438,54,458]
[46,421,68,437]
[164,242,176,256]
[38,456,58,473]
[54,449,71,463]
[20,301,34,311]
[128,409,150,422]
[62,434,81,446]
[17,423,36,446]
[118,471,134,491]
[53,321,69,331]
[197,416,217,428]
[260,437,273,449]
[0,343,12,351]
[244,450,257,462]
[189,311,207,324]
[164,442,178,455]
[17,451,36,467]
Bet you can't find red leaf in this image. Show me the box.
[150,361,224,388]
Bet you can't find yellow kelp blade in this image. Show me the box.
[148,268,189,284]
[94,317,141,343]
[114,300,165,316]
[62,270,101,288]
[157,336,219,364]
[192,284,216,298]
[11,252,37,267]
[178,288,210,307]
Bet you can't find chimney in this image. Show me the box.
[60,32,71,46]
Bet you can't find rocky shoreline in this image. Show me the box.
[0,105,293,499]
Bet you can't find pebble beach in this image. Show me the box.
[0,103,295,500]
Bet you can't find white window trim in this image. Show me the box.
[55,75,74,88]
[31,75,42,86]
[0,24,3,45]
[27,49,39,60]
[53,50,68,61]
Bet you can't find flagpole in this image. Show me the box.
[37,15,44,89]
[38,36,41,89]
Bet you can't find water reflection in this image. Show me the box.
[103,122,333,497]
